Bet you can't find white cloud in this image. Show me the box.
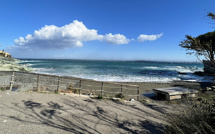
[137,33,163,42]
[103,33,130,44]
[12,20,130,50]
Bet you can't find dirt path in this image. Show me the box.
[0,91,175,134]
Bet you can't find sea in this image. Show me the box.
[18,59,214,83]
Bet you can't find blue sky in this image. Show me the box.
[0,0,214,61]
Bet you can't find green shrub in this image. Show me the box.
[115,93,124,99]
[0,87,6,91]
[72,89,80,94]
[67,85,79,94]
[97,94,103,99]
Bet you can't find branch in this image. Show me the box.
[208,12,215,20]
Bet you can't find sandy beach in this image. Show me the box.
[0,90,179,134]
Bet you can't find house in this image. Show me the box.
[0,50,12,58]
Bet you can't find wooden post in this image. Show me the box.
[79,80,82,96]
[37,75,40,91]
[9,72,15,91]
[101,82,104,97]
[137,87,140,101]
[56,76,60,92]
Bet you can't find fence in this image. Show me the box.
[0,71,140,101]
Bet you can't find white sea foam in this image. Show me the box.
[21,63,34,67]
[142,66,159,69]
[19,60,42,63]
[66,74,181,83]
[33,67,56,74]
[31,66,214,82]
[142,65,203,73]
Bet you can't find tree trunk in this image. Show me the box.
[203,60,215,74]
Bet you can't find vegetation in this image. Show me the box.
[0,87,6,91]
[115,93,125,99]
[165,93,215,134]
[179,12,215,73]
[97,94,103,99]
[208,12,215,20]
[67,85,80,94]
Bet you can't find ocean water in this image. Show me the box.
[18,59,214,83]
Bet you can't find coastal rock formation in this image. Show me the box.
[0,57,33,72]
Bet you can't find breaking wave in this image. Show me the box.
[18,59,213,83]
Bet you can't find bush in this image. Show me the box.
[67,85,79,94]
[97,94,103,99]
[0,87,6,91]
[165,97,215,134]
[115,93,124,99]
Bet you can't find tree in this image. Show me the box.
[179,12,215,74]
[208,12,215,20]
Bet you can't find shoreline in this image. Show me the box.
[1,70,213,92]
[0,57,213,96]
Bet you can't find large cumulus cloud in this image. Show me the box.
[12,20,131,50]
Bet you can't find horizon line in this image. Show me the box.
[16,57,202,63]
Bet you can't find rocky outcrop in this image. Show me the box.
[0,58,34,72]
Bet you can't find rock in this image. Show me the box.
[206,87,212,91]
[0,58,34,72]
[194,71,204,76]
[178,72,187,75]
[130,98,135,102]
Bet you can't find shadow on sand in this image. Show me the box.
[3,98,166,134]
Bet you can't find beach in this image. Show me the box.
[0,58,213,99]
[1,1,215,133]
[0,58,213,133]
[0,90,178,134]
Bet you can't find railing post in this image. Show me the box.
[137,87,140,101]
[9,72,15,91]
[57,76,60,92]
[79,80,82,96]
[37,75,40,91]
[101,82,104,97]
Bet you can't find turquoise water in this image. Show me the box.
[19,59,213,82]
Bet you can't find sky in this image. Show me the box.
[0,0,215,61]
